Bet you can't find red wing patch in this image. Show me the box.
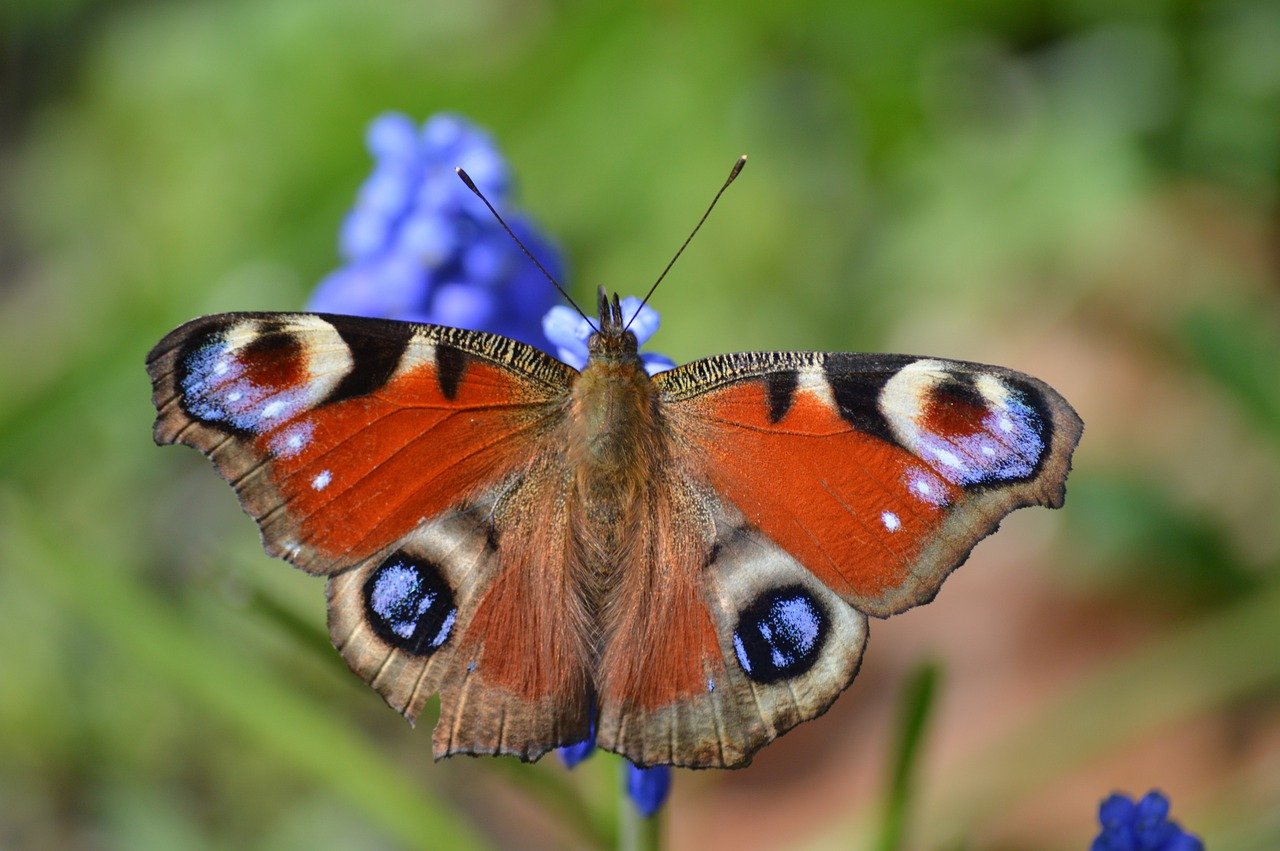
[147,313,575,575]
[677,379,957,604]
[259,358,552,563]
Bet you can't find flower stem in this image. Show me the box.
[876,659,942,851]
[618,759,663,851]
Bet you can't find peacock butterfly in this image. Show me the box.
[146,162,1082,769]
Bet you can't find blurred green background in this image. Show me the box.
[3,1,1279,848]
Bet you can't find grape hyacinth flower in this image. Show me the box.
[557,730,597,770]
[309,112,564,350]
[558,722,673,819]
[1091,790,1204,851]
[626,764,674,818]
[314,111,673,818]
[556,704,673,817]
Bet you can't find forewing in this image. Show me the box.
[147,312,575,575]
[657,351,1082,617]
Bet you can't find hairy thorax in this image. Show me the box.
[567,353,664,564]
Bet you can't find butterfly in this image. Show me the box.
[146,279,1082,769]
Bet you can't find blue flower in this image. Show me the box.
[1091,791,1204,851]
[309,112,563,350]
[557,733,596,770]
[556,716,675,820]
[313,112,676,818]
[626,764,673,818]
[542,296,677,375]
[558,709,596,769]
[557,715,673,819]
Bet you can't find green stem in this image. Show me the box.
[618,758,663,851]
[876,660,942,851]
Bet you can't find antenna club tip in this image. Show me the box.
[729,155,747,180]
[455,166,479,194]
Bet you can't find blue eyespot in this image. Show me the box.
[363,553,457,655]
[177,337,308,435]
[918,383,1048,488]
[732,586,828,683]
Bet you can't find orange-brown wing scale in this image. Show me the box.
[147,312,592,759]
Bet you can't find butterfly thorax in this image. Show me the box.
[571,347,656,477]
[567,293,668,569]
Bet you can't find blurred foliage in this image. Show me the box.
[2,0,1279,848]
[876,660,941,851]
[1066,474,1257,608]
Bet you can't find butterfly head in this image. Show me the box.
[587,285,639,363]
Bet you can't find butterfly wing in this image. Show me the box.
[147,312,593,759]
[325,452,591,761]
[594,351,1080,768]
[148,312,573,574]
[594,471,869,768]
[661,351,1082,616]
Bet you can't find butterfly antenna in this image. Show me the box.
[455,167,591,324]
[626,154,747,331]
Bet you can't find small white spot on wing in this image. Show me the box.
[269,421,314,459]
[279,538,303,560]
[881,511,901,532]
[905,466,949,506]
[929,445,965,469]
[312,470,332,491]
